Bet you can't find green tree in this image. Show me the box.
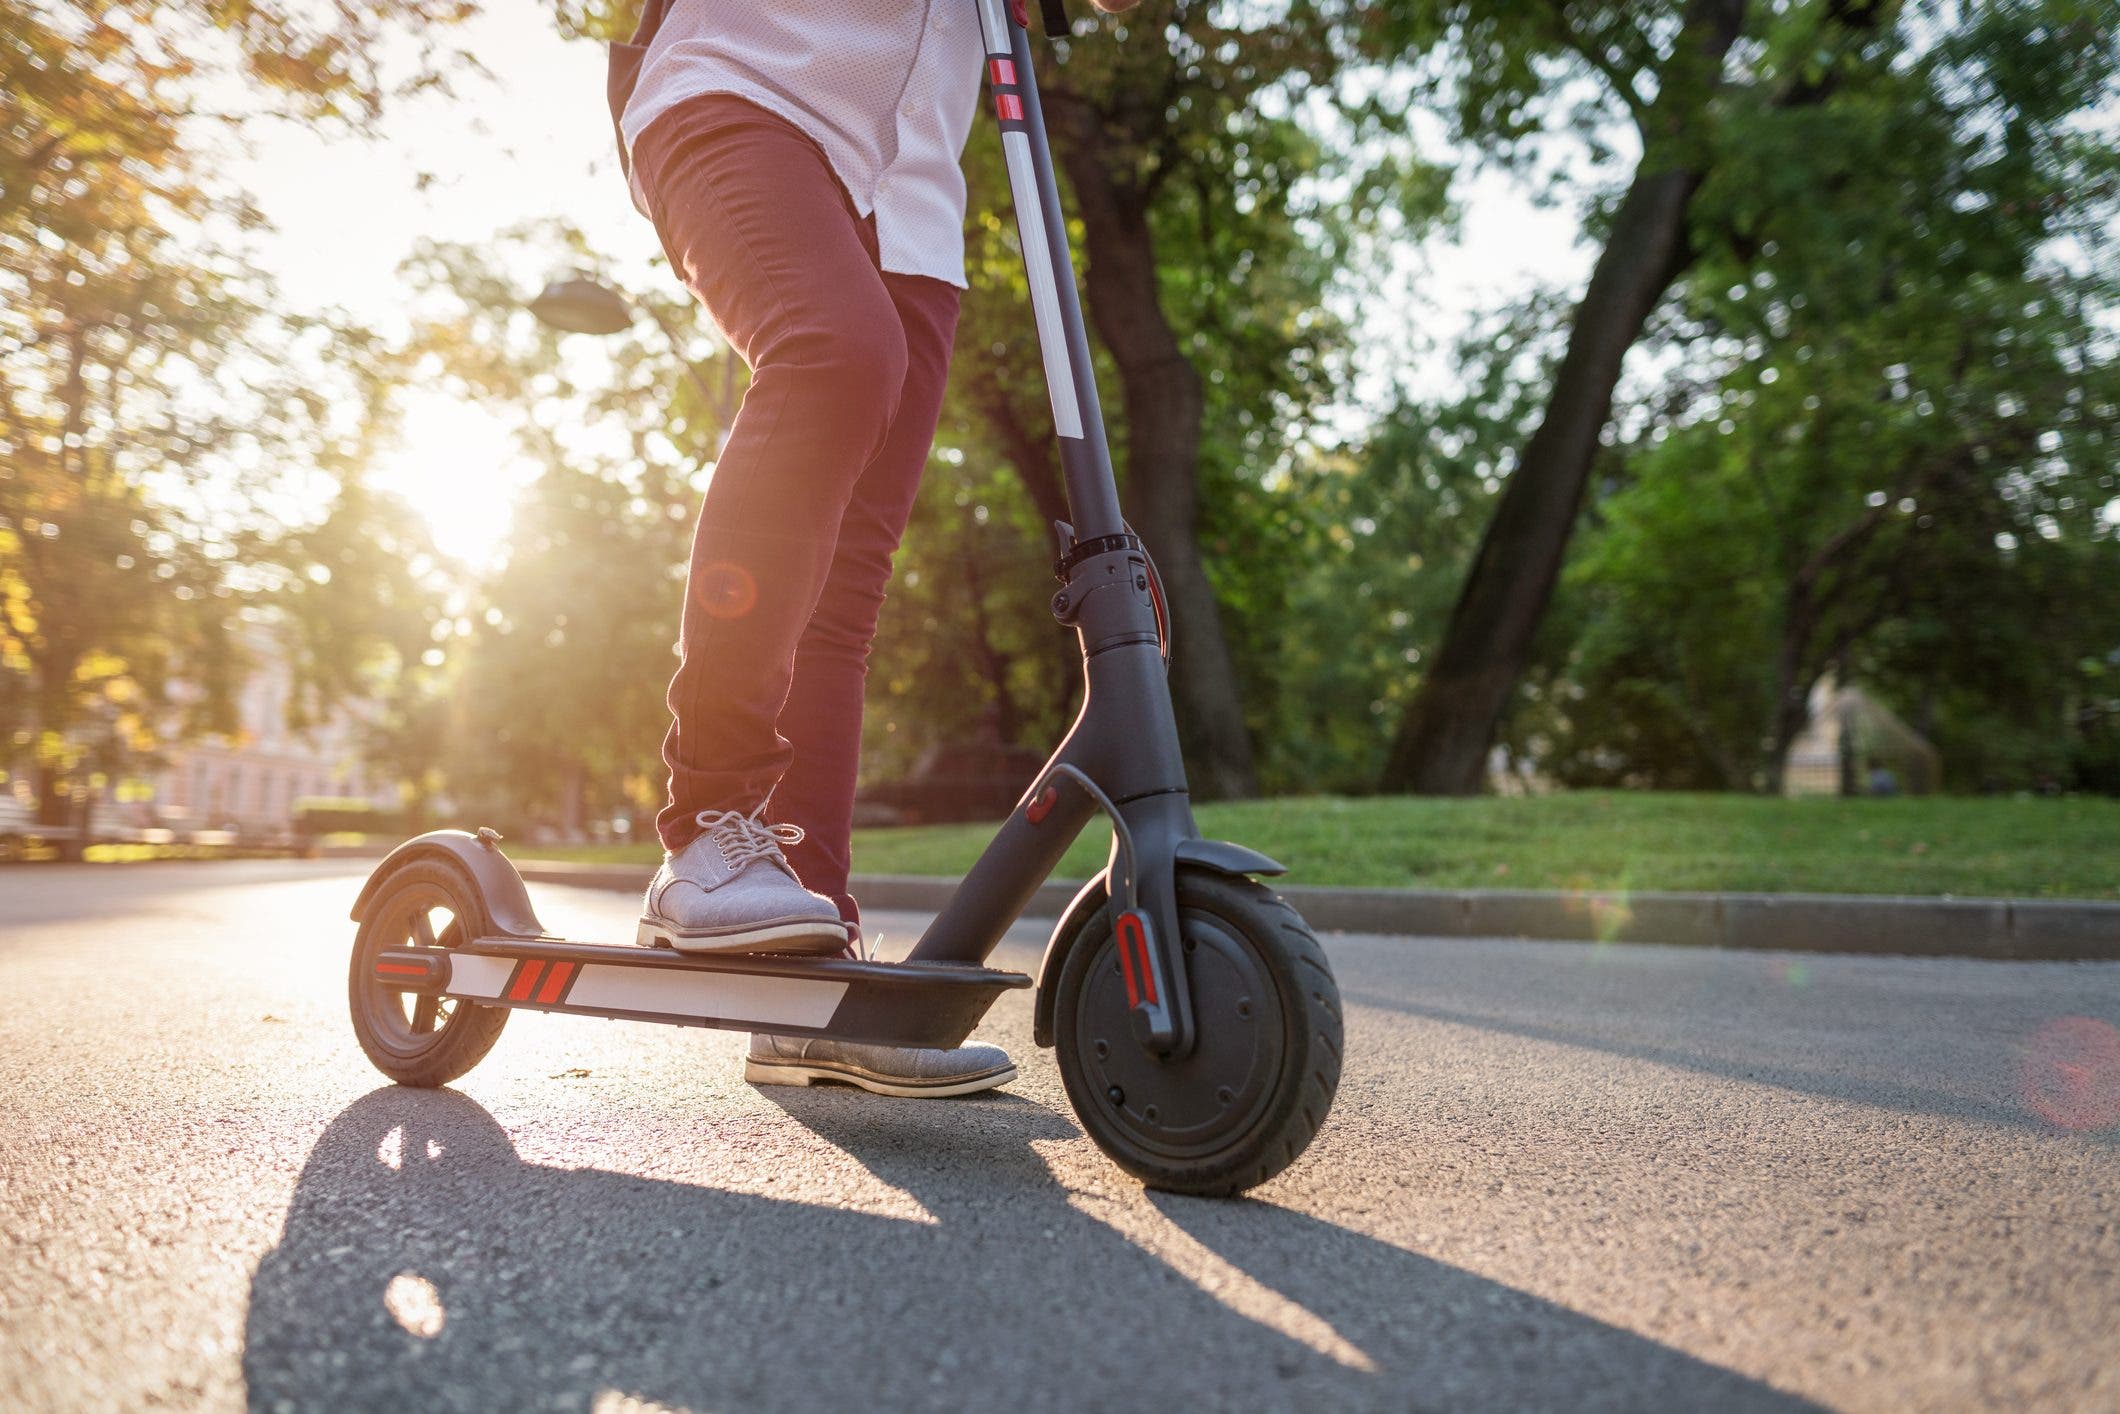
[557,1,1432,798]
[1525,1,2120,791]
[450,460,691,834]
[1376,0,1905,793]
[1010,1,1427,797]
[273,477,462,823]
[388,222,731,831]
[0,1,478,837]
[862,445,1075,785]
[1247,301,1545,790]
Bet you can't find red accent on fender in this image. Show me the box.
[1116,921,1142,1008]
[536,960,575,1005]
[996,93,1025,122]
[1116,911,1157,1008]
[376,961,431,978]
[990,58,1018,86]
[507,960,546,1002]
[1009,0,1029,28]
[1025,785,1058,824]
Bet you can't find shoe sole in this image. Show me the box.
[636,916,850,955]
[744,1056,1019,1099]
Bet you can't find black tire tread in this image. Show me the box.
[1053,869,1344,1198]
[349,859,509,1087]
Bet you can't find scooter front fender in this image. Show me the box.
[1029,837,1287,1048]
[1172,837,1286,879]
[348,829,548,940]
[1032,872,1111,1048]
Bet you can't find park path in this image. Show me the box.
[1,860,2114,1411]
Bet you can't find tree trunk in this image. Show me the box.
[962,547,1026,743]
[1765,504,1888,790]
[973,378,1070,533]
[1375,0,1894,796]
[30,660,86,860]
[1047,100,1259,798]
[30,639,78,829]
[1380,158,1709,794]
[1765,619,1819,796]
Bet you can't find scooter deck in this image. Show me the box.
[372,936,1030,1050]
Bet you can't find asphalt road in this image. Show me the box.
[3,860,2116,1412]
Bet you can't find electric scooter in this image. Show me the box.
[348,0,1344,1197]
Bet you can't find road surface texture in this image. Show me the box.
[3,861,2115,1411]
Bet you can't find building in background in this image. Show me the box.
[1784,678,1940,797]
[123,628,395,840]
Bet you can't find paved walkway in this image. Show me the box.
[4,861,2116,1410]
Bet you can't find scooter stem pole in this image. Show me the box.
[973,0,1127,542]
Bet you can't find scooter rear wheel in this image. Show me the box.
[349,858,508,1087]
[1053,869,1342,1196]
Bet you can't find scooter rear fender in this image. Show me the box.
[348,829,548,940]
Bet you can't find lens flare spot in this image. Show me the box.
[383,1272,446,1338]
[1779,959,1811,989]
[594,1393,688,1413]
[1589,893,1632,943]
[697,560,757,620]
[1560,879,1634,946]
[2019,1016,2120,1132]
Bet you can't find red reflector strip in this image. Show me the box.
[996,93,1025,123]
[989,58,1017,86]
[376,961,430,978]
[536,961,575,1005]
[1026,785,1058,824]
[1116,912,1157,1008]
[507,960,546,1002]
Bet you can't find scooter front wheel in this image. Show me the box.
[349,857,509,1086]
[1053,869,1342,1196]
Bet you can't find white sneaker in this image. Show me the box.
[745,1033,1018,1098]
[637,806,849,954]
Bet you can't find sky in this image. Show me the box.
[221,10,1590,567]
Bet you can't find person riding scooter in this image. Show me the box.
[617,0,1138,1097]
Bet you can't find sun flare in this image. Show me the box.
[368,394,541,570]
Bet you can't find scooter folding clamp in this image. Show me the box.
[1052,530,1142,582]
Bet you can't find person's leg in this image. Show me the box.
[770,273,961,931]
[633,97,910,855]
[640,97,1015,1094]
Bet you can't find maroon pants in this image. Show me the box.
[635,96,960,928]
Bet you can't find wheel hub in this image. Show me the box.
[1068,910,1287,1159]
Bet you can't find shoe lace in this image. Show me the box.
[695,805,804,871]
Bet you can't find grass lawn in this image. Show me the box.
[528,791,2120,900]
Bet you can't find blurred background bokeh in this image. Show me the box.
[3,1,2115,887]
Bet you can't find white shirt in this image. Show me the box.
[621,0,988,289]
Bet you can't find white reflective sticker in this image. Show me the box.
[976,0,1011,51]
[443,953,514,1000]
[1002,130,1086,440]
[565,965,848,1029]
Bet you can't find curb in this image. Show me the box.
[510,861,2120,962]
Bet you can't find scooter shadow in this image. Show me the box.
[244,1086,1817,1412]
